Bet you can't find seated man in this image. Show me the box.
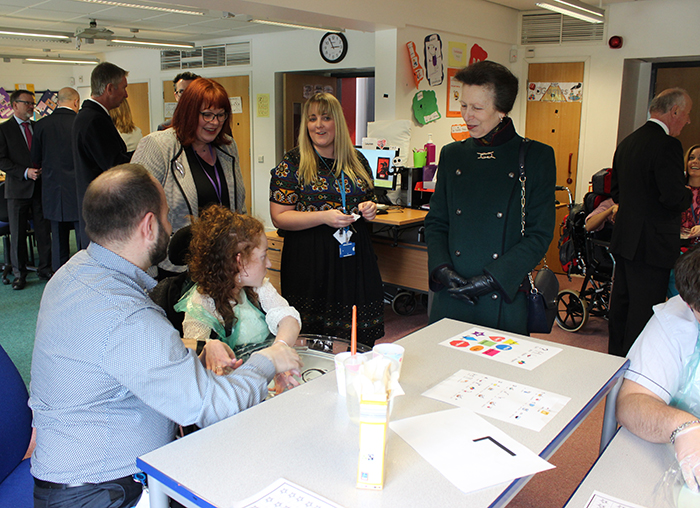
[617,245,700,493]
[29,163,302,508]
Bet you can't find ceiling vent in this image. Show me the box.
[161,41,251,70]
[521,12,604,45]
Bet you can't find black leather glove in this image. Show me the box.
[448,274,499,303]
[432,266,476,305]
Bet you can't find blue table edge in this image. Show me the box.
[137,457,217,508]
[489,358,630,508]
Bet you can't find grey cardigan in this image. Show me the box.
[132,129,246,272]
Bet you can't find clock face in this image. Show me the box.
[320,32,348,64]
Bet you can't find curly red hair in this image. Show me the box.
[187,205,264,328]
[172,77,232,147]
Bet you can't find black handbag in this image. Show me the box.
[518,139,559,334]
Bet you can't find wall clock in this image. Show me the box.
[320,32,348,64]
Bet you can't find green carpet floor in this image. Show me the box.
[0,233,79,389]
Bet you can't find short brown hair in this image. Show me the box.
[172,78,232,147]
[675,246,700,311]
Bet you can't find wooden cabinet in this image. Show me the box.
[266,231,284,293]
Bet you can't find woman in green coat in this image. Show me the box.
[425,61,556,335]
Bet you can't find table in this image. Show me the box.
[564,427,675,507]
[138,318,627,508]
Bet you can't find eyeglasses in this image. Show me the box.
[175,89,186,96]
[15,100,36,107]
[200,111,228,123]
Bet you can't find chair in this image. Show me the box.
[0,181,36,284]
[0,344,34,507]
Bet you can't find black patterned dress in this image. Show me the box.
[270,147,384,346]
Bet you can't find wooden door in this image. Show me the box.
[654,66,700,153]
[161,76,252,213]
[126,81,150,136]
[525,62,584,273]
[283,73,338,153]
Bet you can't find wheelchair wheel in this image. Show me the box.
[555,289,589,332]
[392,291,417,316]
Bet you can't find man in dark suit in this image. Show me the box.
[73,62,130,249]
[0,89,52,290]
[31,87,81,271]
[608,88,693,357]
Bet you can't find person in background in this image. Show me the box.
[585,197,618,233]
[608,88,693,357]
[176,205,301,392]
[424,60,556,335]
[73,61,130,249]
[0,89,53,289]
[132,77,246,279]
[29,163,301,508]
[109,99,142,156]
[270,92,384,347]
[157,71,200,131]
[617,245,700,494]
[31,87,81,272]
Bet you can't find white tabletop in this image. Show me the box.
[565,427,676,507]
[138,318,627,508]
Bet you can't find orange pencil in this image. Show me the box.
[351,305,357,355]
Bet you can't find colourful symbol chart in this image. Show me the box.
[422,369,570,432]
[235,477,344,508]
[439,326,561,370]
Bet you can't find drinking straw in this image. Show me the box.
[351,305,357,356]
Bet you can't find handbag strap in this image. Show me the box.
[517,138,543,294]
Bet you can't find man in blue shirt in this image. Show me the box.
[29,163,302,508]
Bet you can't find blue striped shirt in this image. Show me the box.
[29,243,275,483]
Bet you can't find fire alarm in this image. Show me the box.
[608,36,623,49]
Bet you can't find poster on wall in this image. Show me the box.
[35,90,58,119]
[527,82,583,102]
[447,41,467,68]
[469,44,488,64]
[447,68,462,118]
[412,90,441,125]
[406,41,425,89]
[424,34,444,86]
[0,88,12,120]
[451,124,469,141]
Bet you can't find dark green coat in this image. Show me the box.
[425,135,556,334]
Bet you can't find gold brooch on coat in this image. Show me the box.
[477,152,496,160]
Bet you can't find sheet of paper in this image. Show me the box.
[584,490,649,508]
[439,326,561,370]
[390,408,554,495]
[423,369,570,432]
[234,478,345,508]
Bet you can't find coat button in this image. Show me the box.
[496,212,503,218]
[508,172,515,178]
[491,294,499,300]
[492,253,499,259]
[456,209,462,215]
[455,250,461,257]
[456,169,462,176]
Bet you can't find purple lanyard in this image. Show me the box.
[198,145,222,204]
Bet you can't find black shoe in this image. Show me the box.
[38,271,54,281]
[12,277,26,290]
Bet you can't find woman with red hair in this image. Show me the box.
[133,77,246,279]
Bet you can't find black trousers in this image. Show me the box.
[608,255,670,357]
[7,194,51,278]
[50,220,80,271]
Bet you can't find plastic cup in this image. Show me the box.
[334,351,351,396]
[372,343,405,377]
[413,150,427,168]
[344,354,368,424]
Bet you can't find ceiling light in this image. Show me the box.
[75,0,205,16]
[24,57,99,64]
[536,0,604,23]
[249,19,344,33]
[110,38,195,48]
[0,27,72,40]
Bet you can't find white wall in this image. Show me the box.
[0,60,81,101]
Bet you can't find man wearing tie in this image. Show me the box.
[0,89,52,290]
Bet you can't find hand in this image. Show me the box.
[690,226,700,239]
[432,266,475,304]
[273,371,300,395]
[358,201,377,221]
[448,274,499,304]
[254,341,303,375]
[610,203,619,220]
[682,227,692,240]
[675,424,700,492]
[27,168,41,180]
[323,209,356,229]
[200,340,243,375]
